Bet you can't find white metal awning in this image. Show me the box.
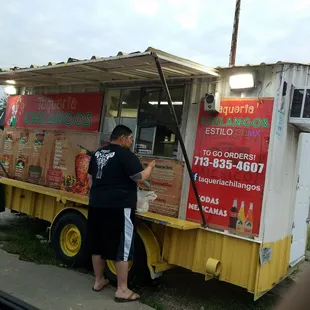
[0,47,218,87]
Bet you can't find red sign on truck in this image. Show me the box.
[5,93,104,132]
[186,98,274,237]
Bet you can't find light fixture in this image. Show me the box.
[4,86,17,95]
[229,73,254,90]
[149,101,182,105]
[122,101,127,105]
[5,80,16,85]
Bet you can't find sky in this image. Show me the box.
[0,0,310,69]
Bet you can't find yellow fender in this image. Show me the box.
[136,220,170,279]
[48,205,87,241]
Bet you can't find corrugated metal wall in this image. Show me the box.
[21,83,103,95]
[161,225,260,293]
[263,64,309,243]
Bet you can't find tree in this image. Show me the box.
[0,90,8,122]
[0,95,7,108]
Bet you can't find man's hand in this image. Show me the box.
[148,160,156,169]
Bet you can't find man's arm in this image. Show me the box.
[88,174,93,188]
[120,149,155,182]
[87,155,93,189]
[130,161,155,183]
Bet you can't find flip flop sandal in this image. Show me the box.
[114,292,140,303]
[92,279,109,292]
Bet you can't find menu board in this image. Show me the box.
[0,92,104,196]
[0,128,98,196]
[139,157,184,217]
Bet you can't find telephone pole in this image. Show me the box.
[229,0,241,66]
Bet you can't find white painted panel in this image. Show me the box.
[261,64,310,243]
[261,65,300,242]
[290,133,310,264]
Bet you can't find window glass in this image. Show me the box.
[119,89,139,132]
[302,90,310,118]
[135,127,156,155]
[119,89,139,151]
[153,124,178,158]
[101,90,120,146]
[137,88,160,126]
[136,86,184,158]
[101,86,185,158]
[290,89,304,117]
[158,87,184,125]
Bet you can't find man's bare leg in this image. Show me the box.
[92,255,109,290]
[115,261,139,300]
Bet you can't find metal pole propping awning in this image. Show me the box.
[153,53,207,227]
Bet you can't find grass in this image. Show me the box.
[0,212,59,265]
[307,227,310,251]
[134,269,279,310]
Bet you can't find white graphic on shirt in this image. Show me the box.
[95,150,115,179]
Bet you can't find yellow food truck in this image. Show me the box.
[0,48,309,300]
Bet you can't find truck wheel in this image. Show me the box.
[52,211,90,267]
[104,234,149,285]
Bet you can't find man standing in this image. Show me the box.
[87,125,155,302]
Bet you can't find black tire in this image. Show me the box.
[104,234,149,285]
[51,211,90,267]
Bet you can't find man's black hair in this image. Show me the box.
[110,125,132,141]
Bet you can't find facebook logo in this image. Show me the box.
[193,173,199,181]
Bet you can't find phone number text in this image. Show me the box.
[193,157,264,173]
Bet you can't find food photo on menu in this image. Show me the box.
[34,131,45,146]
[69,144,93,196]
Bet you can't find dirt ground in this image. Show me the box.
[0,209,308,310]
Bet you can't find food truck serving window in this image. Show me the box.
[101,86,185,158]
[136,87,184,158]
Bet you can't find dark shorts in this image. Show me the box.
[87,206,135,262]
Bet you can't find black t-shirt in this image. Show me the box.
[88,143,143,209]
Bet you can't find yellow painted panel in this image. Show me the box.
[192,230,224,274]
[0,178,88,205]
[137,212,201,230]
[220,235,258,291]
[4,185,88,224]
[254,236,291,296]
[150,223,166,248]
[163,228,260,293]
[162,227,294,296]
[164,228,198,269]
